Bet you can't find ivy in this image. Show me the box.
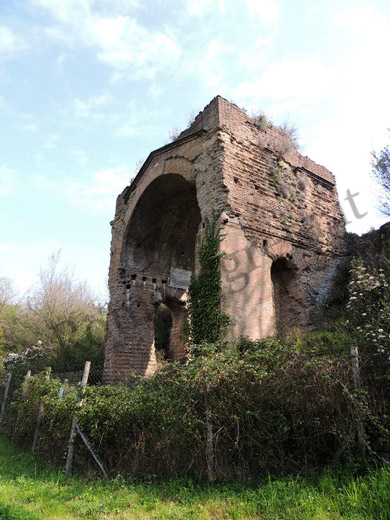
[187,217,229,350]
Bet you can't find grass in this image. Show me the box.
[0,436,388,519]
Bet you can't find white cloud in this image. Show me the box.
[0,166,17,195]
[203,40,227,88]
[0,95,7,110]
[73,93,113,118]
[246,0,279,24]
[70,149,88,164]
[101,0,141,10]
[31,166,133,211]
[0,240,60,295]
[117,122,160,138]
[303,3,390,234]
[42,133,59,149]
[30,0,181,79]
[0,26,26,60]
[233,56,332,113]
[236,36,271,72]
[91,16,181,79]
[180,38,231,92]
[333,4,379,34]
[31,0,91,25]
[148,83,162,100]
[56,52,67,65]
[186,0,214,16]
[65,166,133,212]
[114,100,161,137]
[117,124,137,137]
[21,123,38,132]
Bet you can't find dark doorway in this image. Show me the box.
[154,304,173,364]
[271,257,299,335]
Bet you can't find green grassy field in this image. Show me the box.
[0,436,388,520]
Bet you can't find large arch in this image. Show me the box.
[121,174,201,275]
[108,173,201,378]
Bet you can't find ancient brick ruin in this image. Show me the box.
[104,96,346,383]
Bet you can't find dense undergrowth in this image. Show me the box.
[6,331,389,480]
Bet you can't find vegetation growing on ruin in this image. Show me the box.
[269,158,287,187]
[167,110,197,143]
[167,127,182,142]
[252,109,300,152]
[252,110,271,132]
[187,217,229,348]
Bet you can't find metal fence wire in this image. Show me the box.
[52,368,103,386]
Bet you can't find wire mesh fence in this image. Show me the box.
[0,363,104,430]
[51,368,103,386]
[0,368,104,392]
[0,361,110,476]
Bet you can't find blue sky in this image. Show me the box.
[1,0,390,299]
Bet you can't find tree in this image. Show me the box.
[0,277,15,310]
[1,252,106,373]
[24,252,106,370]
[0,277,18,354]
[371,130,390,215]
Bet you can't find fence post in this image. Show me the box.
[205,384,215,482]
[65,361,91,475]
[0,371,13,424]
[32,369,51,453]
[75,419,108,478]
[13,370,31,437]
[350,345,366,456]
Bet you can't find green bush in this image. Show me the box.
[9,339,363,480]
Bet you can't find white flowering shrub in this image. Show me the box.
[2,341,49,375]
[346,258,390,369]
[2,352,24,372]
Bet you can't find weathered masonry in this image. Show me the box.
[104,96,345,383]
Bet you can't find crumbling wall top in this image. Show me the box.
[181,95,335,185]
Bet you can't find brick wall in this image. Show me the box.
[104,96,346,383]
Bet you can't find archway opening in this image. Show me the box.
[154,303,173,364]
[154,299,187,364]
[271,257,298,335]
[120,174,201,374]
